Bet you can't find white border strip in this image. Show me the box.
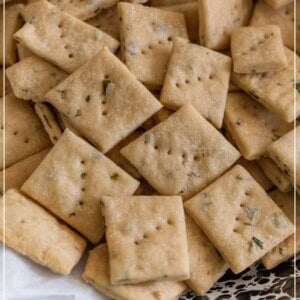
[2,0,6,300]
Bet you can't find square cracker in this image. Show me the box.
[224,92,292,160]
[45,47,162,153]
[185,214,228,295]
[21,129,139,244]
[262,190,299,269]
[268,126,300,189]
[83,243,187,299]
[118,2,188,90]
[0,148,50,194]
[101,195,189,284]
[198,0,253,50]
[160,37,231,129]
[0,94,51,169]
[232,49,300,123]
[6,55,68,103]
[121,104,240,200]
[86,5,119,41]
[27,0,119,21]
[0,4,23,66]
[236,157,273,191]
[34,103,63,144]
[231,25,287,74]
[14,0,119,73]
[264,0,293,9]
[250,0,295,51]
[0,189,86,275]
[161,2,199,43]
[149,0,195,5]
[257,158,292,192]
[184,165,294,274]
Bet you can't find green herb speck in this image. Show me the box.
[245,207,258,220]
[272,213,281,227]
[85,95,91,102]
[252,237,263,249]
[279,247,283,255]
[81,173,87,179]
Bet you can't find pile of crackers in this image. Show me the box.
[1,0,299,298]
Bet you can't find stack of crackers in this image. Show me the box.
[1,0,299,298]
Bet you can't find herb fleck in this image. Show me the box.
[69,212,76,217]
[144,133,152,144]
[110,173,119,180]
[81,173,87,179]
[188,171,200,178]
[236,174,243,180]
[279,247,283,255]
[252,237,263,249]
[245,207,258,220]
[248,240,253,252]
[236,120,242,126]
[75,109,82,117]
[272,212,281,227]
[56,89,66,99]
[85,95,91,102]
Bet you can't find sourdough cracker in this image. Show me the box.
[0,189,86,275]
[224,92,292,160]
[34,103,63,144]
[198,0,253,50]
[101,195,190,284]
[185,214,228,295]
[185,165,294,274]
[0,4,23,66]
[86,5,119,40]
[262,190,299,269]
[118,2,188,89]
[160,37,231,128]
[83,244,187,299]
[28,0,119,21]
[14,0,119,73]
[257,158,292,192]
[233,48,300,124]
[6,55,68,103]
[161,2,199,43]
[268,126,300,189]
[150,0,195,5]
[231,25,287,74]
[21,129,139,244]
[250,0,295,51]
[1,94,51,169]
[236,157,273,191]
[45,48,162,153]
[121,105,240,200]
[0,148,50,194]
